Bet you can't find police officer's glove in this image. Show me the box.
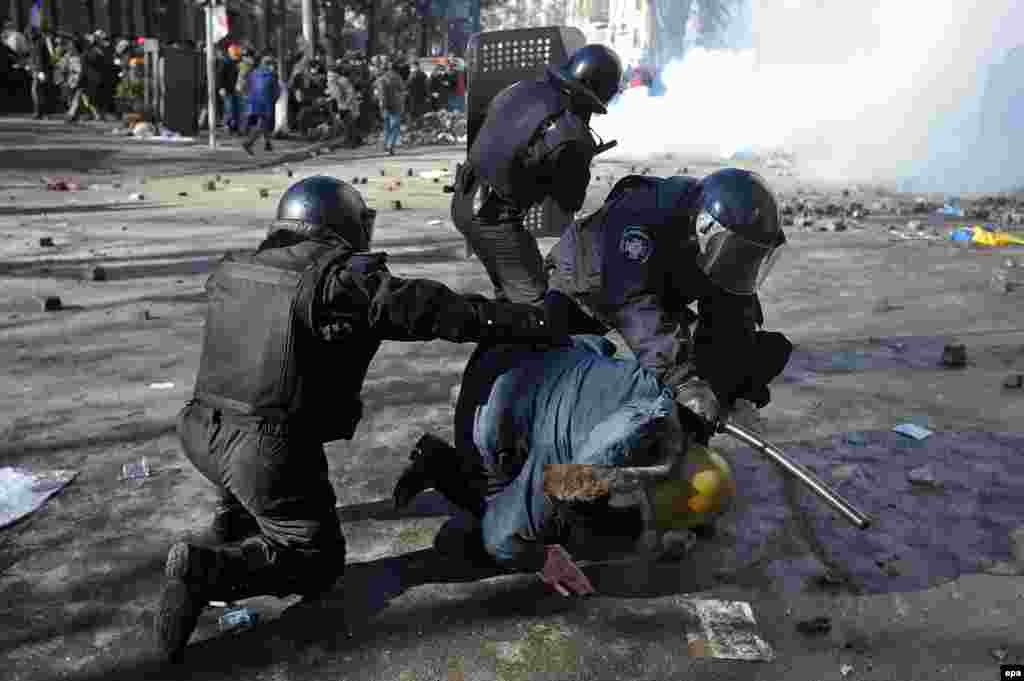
[477,300,572,347]
[671,376,722,443]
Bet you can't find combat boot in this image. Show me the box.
[393,433,486,516]
[155,541,275,663]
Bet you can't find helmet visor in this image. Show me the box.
[696,211,783,295]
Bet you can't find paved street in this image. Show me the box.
[0,115,1022,681]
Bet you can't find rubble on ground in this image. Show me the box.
[366,111,468,147]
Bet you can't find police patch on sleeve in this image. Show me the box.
[620,226,653,264]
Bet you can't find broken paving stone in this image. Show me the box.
[941,343,967,367]
[380,169,387,176]
[259,189,270,198]
[392,200,403,210]
[907,465,941,487]
[1003,374,1024,390]
[795,616,832,636]
[178,191,188,197]
[40,296,62,311]
[407,168,414,177]
[38,236,54,247]
[90,266,108,282]
[139,309,153,320]
[203,181,216,191]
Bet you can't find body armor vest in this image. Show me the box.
[467,76,591,210]
[193,241,385,443]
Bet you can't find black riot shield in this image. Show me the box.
[463,26,587,237]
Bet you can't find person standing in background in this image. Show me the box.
[242,56,280,155]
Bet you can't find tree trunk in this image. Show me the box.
[366,0,377,58]
[419,16,429,57]
[263,0,272,51]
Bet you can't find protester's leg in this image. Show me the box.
[65,88,81,122]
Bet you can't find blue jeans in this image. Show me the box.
[382,110,401,148]
[471,337,675,569]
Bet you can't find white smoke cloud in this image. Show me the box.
[592,0,1024,192]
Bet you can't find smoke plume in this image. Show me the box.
[592,0,1024,193]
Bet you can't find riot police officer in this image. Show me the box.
[452,44,623,305]
[155,176,570,664]
[546,167,793,418]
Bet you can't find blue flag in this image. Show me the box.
[29,0,43,30]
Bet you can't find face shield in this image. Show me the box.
[695,210,785,295]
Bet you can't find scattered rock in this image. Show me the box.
[380,169,387,176]
[90,266,108,282]
[407,168,414,177]
[223,179,231,184]
[259,188,270,198]
[38,236,54,247]
[823,219,847,232]
[286,169,294,178]
[795,616,832,635]
[991,647,1008,662]
[130,193,145,201]
[352,176,359,184]
[178,191,188,197]
[907,465,941,487]
[360,178,368,185]
[941,343,967,368]
[1003,374,1024,390]
[840,663,854,677]
[204,181,216,191]
[139,309,153,321]
[392,200,403,210]
[215,174,222,182]
[41,296,62,312]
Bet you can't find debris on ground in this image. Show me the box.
[177,191,188,197]
[219,607,259,632]
[38,236,54,247]
[427,219,444,226]
[683,599,775,662]
[203,180,216,191]
[119,458,151,481]
[795,616,832,636]
[941,343,968,368]
[129,193,144,201]
[396,111,468,146]
[259,189,270,198]
[907,465,941,487]
[992,261,1024,294]
[90,266,108,282]
[0,467,78,529]
[148,382,175,390]
[840,663,854,677]
[1003,374,1024,390]
[991,647,1008,662]
[43,177,81,191]
[40,296,62,312]
[894,423,933,440]
[392,200,403,210]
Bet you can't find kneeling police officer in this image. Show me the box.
[155,176,569,663]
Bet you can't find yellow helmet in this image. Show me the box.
[652,443,736,531]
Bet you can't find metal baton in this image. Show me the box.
[719,420,873,530]
[594,140,618,155]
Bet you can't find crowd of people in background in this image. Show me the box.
[2,19,469,156]
[1,20,136,123]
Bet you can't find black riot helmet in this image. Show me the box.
[549,44,623,115]
[274,176,377,251]
[694,169,786,295]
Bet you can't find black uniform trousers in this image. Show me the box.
[458,192,549,305]
[177,400,345,597]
